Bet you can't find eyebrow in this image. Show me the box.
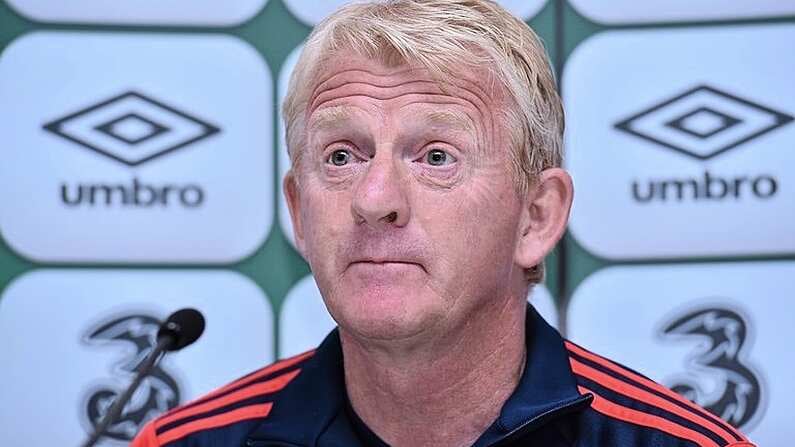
[307,106,476,142]
[423,110,475,133]
[307,106,354,132]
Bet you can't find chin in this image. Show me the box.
[328,283,447,342]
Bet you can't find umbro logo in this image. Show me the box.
[616,85,789,203]
[44,91,219,207]
[0,32,274,262]
[43,91,220,166]
[615,85,793,160]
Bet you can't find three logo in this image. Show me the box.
[659,305,764,431]
[82,312,182,441]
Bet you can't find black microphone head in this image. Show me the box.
[157,308,205,351]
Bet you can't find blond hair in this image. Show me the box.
[282,0,563,284]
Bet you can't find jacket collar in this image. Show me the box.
[472,305,592,446]
[246,305,590,446]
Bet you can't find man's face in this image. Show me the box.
[285,53,529,342]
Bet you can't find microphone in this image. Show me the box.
[157,308,206,351]
[81,308,206,447]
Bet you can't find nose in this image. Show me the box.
[351,155,410,228]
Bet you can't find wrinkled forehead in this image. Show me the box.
[303,50,510,115]
[302,54,509,142]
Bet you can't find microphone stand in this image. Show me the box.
[81,334,174,447]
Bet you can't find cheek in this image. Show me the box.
[424,179,520,273]
[301,188,350,260]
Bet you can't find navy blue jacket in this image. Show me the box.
[133,307,755,447]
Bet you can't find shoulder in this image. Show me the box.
[564,340,755,447]
[131,350,315,447]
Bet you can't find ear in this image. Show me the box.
[514,168,574,269]
[283,170,307,257]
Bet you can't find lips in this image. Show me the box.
[348,258,426,272]
[341,236,429,273]
[347,261,426,283]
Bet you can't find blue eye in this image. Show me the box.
[328,149,351,166]
[425,149,456,166]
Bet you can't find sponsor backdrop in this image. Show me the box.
[0,1,791,445]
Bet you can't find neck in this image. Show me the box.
[340,296,527,447]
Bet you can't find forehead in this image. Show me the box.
[304,52,508,123]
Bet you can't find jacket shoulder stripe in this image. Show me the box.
[579,385,720,447]
[154,369,300,430]
[191,350,313,405]
[158,350,314,421]
[157,402,273,446]
[565,340,746,442]
[570,356,736,444]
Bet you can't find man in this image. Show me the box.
[133,1,756,446]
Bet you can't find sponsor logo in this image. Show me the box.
[564,25,795,258]
[82,312,181,442]
[0,32,273,262]
[44,91,218,209]
[566,262,791,444]
[44,91,219,167]
[659,305,764,430]
[0,269,275,445]
[630,170,778,203]
[59,177,205,208]
[615,85,792,161]
[616,85,791,204]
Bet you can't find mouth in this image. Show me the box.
[349,259,426,272]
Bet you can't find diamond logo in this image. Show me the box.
[0,32,274,263]
[615,85,793,160]
[43,91,220,166]
[664,106,741,139]
[564,26,795,259]
[94,112,170,146]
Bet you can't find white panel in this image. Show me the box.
[0,32,273,263]
[0,269,274,446]
[564,25,795,259]
[568,262,795,444]
[569,0,795,24]
[4,0,268,26]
